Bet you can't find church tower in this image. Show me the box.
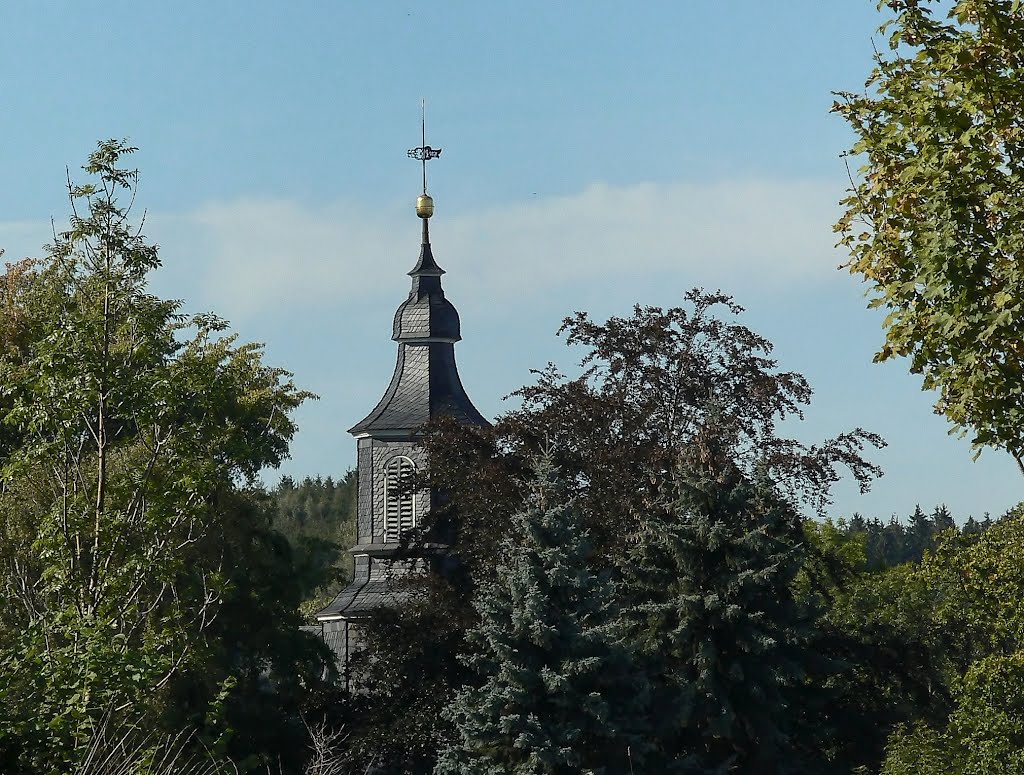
[315,125,488,671]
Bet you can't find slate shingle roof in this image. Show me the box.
[349,228,488,435]
[348,342,487,433]
[392,229,460,343]
[316,580,409,619]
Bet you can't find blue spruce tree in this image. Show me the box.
[435,460,649,774]
[623,461,826,773]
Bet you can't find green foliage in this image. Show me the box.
[268,472,357,618]
[822,561,956,769]
[816,508,1016,770]
[835,0,1024,473]
[350,293,885,771]
[155,489,336,772]
[880,651,1024,774]
[951,652,1024,772]
[436,460,650,775]
[882,722,960,775]
[800,517,868,596]
[860,503,1024,771]
[623,466,828,772]
[0,140,323,772]
[916,503,1024,665]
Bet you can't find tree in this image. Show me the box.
[427,290,884,586]
[346,291,885,770]
[0,140,321,772]
[834,0,1024,474]
[908,505,931,560]
[821,559,956,770]
[622,462,832,773]
[436,460,650,775]
[932,504,956,533]
[876,503,1024,772]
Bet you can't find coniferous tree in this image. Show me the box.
[908,505,930,562]
[931,504,955,534]
[884,518,908,567]
[849,513,868,533]
[962,516,983,536]
[623,460,827,773]
[435,461,650,775]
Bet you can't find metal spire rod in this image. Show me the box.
[408,98,441,194]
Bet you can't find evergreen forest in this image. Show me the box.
[5,2,1024,772]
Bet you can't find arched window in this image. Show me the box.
[384,456,417,542]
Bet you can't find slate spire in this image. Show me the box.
[315,113,489,685]
[348,181,486,435]
[390,218,461,344]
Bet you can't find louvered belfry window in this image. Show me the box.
[384,456,417,542]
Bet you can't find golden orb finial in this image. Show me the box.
[416,193,435,219]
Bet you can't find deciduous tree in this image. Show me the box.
[877,503,1024,772]
[0,140,320,772]
[835,0,1024,473]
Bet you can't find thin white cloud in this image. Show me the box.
[140,178,845,322]
[446,179,844,288]
[3,179,848,322]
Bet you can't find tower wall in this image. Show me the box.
[356,437,429,545]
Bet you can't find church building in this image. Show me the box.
[315,142,488,675]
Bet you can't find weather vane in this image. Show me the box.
[407,99,441,195]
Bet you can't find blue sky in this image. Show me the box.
[1,2,1019,521]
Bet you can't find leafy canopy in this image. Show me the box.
[835,0,1024,473]
[877,504,1024,773]
[0,140,319,772]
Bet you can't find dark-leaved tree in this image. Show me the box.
[346,290,886,771]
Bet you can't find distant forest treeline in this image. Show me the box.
[266,472,997,612]
[268,472,356,618]
[841,505,994,569]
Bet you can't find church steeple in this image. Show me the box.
[349,114,485,435]
[317,115,488,662]
[400,110,448,310]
